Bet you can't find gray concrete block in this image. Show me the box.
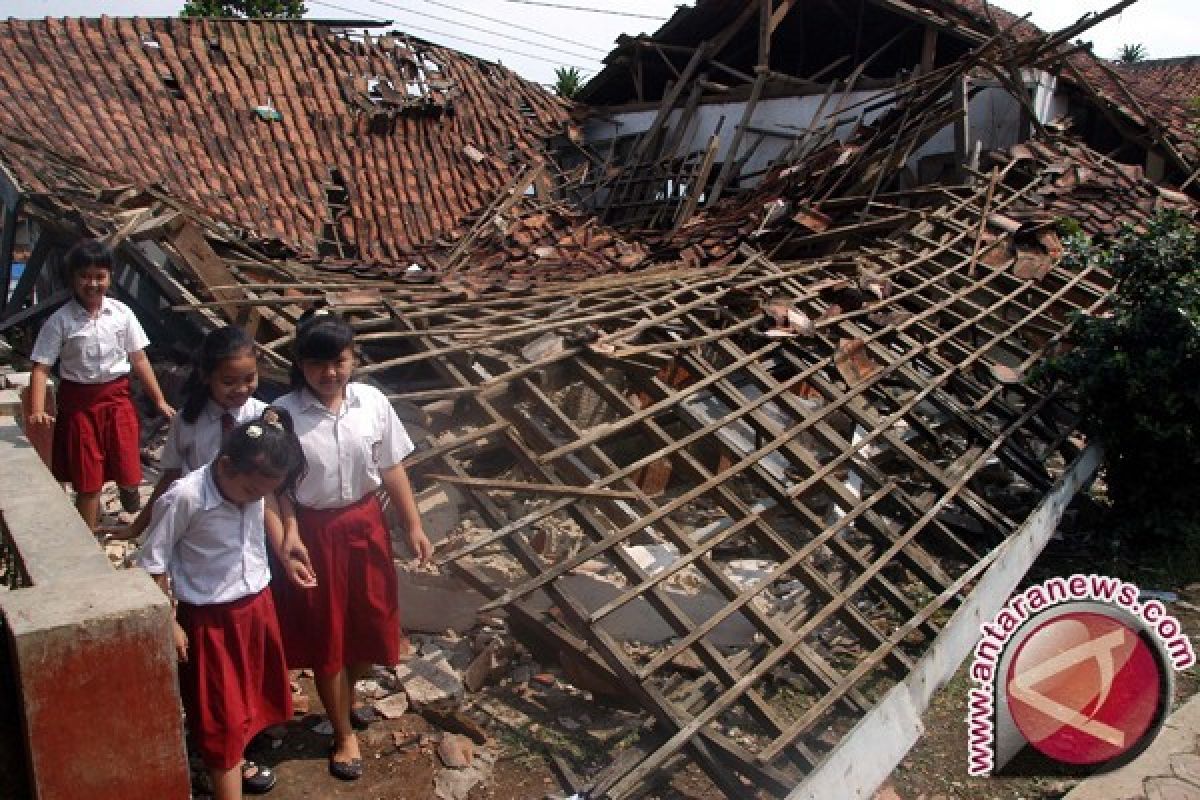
[1,573,189,800]
[417,484,465,546]
[0,421,111,584]
[4,371,30,389]
[396,566,487,633]
[0,389,18,417]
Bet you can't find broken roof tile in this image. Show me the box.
[0,17,572,264]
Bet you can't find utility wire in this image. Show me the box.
[309,0,600,73]
[418,0,609,55]
[495,0,667,21]
[360,0,603,62]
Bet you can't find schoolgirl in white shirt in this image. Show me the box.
[27,239,175,531]
[124,326,266,540]
[139,407,309,800]
[272,308,431,783]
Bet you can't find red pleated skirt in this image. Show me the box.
[274,493,402,677]
[177,588,292,771]
[51,376,141,493]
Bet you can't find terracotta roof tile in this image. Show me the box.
[0,16,572,263]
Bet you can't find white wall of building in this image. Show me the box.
[585,70,1063,192]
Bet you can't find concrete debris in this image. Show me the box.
[463,641,513,692]
[437,733,475,768]
[420,706,490,745]
[356,678,390,700]
[397,652,465,708]
[373,692,410,720]
[433,745,496,800]
[415,484,467,547]
[396,567,486,633]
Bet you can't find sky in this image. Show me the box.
[4,0,1198,85]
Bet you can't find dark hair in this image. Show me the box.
[290,307,356,390]
[219,407,307,493]
[181,327,257,423]
[64,239,116,277]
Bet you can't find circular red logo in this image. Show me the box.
[1005,611,1165,766]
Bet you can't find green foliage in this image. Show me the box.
[1040,212,1200,550]
[1055,216,1084,239]
[553,66,583,99]
[1117,42,1148,63]
[181,0,305,18]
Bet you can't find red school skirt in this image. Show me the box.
[51,376,141,493]
[176,588,292,771]
[273,493,402,677]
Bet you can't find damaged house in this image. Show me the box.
[0,3,1196,799]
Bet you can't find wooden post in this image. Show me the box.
[919,25,938,74]
[0,227,51,322]
[758,0,772,69]
[707,68,768,205]
[953,73,970,180]
[0,199,20,313]
[674,134,721,230]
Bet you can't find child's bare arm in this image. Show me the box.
[129,350,176,419]
[149,572,188,662]
[266,492,316,588]
[27,363,54,427]
[381,463,432,564]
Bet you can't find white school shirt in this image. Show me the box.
[137,464,271,606]
[160,397,268,474]
[30,296,150,384]
[274,382,414,510]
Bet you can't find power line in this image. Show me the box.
[495,0,668,21]
[418,0,609,55]
[360,0,603,62]
[308,0,600,73]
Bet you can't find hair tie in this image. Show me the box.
[261,408,284,430]
[245,424,264,439]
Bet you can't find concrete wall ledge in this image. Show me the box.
[0,418,191,799]
[0,420,110,586]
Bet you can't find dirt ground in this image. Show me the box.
[231,671,725,800]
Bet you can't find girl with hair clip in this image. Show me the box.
[139,407,311,799]
[119,326,266,540]
[27,238,175,531]
[272,307,432,782]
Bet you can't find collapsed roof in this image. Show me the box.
[0,17,571,264]
[0,5,1196,800]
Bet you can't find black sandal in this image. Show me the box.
[241,761,277,794]
[328,750,363,781]
[349,705,377,731]
[118,486,142,514]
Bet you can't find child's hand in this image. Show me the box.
[157,401,177,420]
[95,524,138,541]
[406,526,434,566]
[285,543,318,589]
[172,621,189,663]
[26,412,54,428]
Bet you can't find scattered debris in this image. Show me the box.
[0,4,1195,800]
[398,652,466,709]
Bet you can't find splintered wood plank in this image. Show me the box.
[425,474,641,500]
